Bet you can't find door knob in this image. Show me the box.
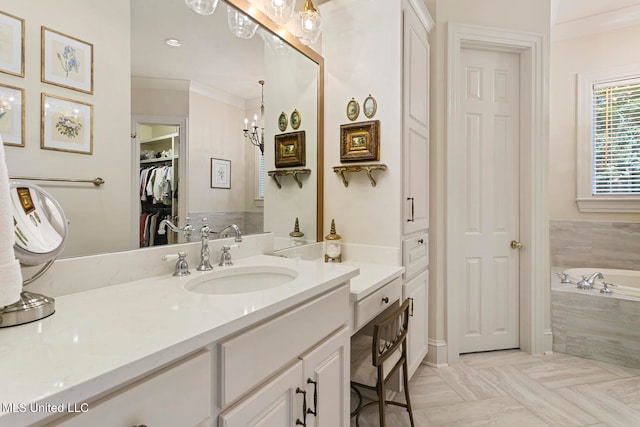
[510,240,523,250]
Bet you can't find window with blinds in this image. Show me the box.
[592,78,640,195]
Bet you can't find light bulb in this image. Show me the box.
[263,0,295,25]
[184,0,219,15]
[227,5,258,39]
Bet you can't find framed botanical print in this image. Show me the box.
[275,131,306,168]
[41,27,93,94]
[211,158,231,189]
[0,84,24,147]
[41,93,93,155]
[340,120,380,162]
[0,11,24,77]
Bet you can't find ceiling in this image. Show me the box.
[131,0,266,100]
[554,0,640,24]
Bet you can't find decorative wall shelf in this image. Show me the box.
[333,164,387,187]
[267,168,311,189]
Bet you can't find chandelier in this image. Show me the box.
[243,80,265,155]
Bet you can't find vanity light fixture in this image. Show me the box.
[165,38,183,47]
[297,0,322,46]
[227,5,259,39]
[264,0,296,25]
[243,80,265,155]
[184,0,220,15]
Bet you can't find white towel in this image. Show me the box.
[0,135,23,307]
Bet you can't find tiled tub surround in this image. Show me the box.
[550,220,640,270]
[551,272,640,369]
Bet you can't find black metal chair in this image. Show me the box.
[350,299,415,427]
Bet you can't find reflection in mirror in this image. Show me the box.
[1,182,65,327]
[3,0,323,259]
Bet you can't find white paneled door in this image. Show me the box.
[459,48,520,353]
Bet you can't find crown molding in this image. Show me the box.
[553,4,640,41]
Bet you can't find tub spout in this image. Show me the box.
[577,272,603,289]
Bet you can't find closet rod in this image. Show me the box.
[10,176,106,187]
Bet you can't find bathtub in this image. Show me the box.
[552,267,640,368]
[562,267,640,299]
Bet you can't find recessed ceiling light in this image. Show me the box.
[165,38,183,47]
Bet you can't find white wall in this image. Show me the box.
[550,23,640,222]
[321,0,403,250]
[188,86,247,214]
[2,0,131,258]
[263,47,318,248]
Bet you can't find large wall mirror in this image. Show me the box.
[3,0,323,258]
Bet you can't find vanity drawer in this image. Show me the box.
[403,233,428,279]
[354,277,402,330]
[52,350,211,427]
[218,284,349,407]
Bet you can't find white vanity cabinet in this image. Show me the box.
[401,0,432,376]
[219,327,349,427]
[217,284,351,427]
[49,350,212,427]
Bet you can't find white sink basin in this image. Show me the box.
[184,266,298,295]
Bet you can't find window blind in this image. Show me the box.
[592,78,640,195]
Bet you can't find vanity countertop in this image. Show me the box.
[342,261,405,301]
[0,254,358,426]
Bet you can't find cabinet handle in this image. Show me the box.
[418,238,424,244]
[407,197,415,222]
[307,378,318,417]
[296,387,307,426]
[408,297,414,317]
[382,297,389,304]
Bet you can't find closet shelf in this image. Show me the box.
[333,164,387,187]
[140,155,178,165]
[267,168,311,189]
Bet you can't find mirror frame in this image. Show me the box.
[225,0,324,243]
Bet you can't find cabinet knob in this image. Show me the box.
[382,297,389,304]
[418,238,424,244]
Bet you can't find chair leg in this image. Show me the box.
[377,379,386,427]
[402,360,415,427]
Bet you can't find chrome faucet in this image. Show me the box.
[219,224,243,243]
[577,272,604,289]
[219,245,233,267]
[197,218,214,271]
[162,252,190,277]
[158,216,194,242]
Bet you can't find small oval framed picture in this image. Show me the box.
[278,111,288,132]
[363,95,377,119]
[346,98,359,121]
[291,109,301,129]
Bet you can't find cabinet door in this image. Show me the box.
[404,270,429,378]
[402,2,430,236]
[301,327,350,427]
[218,361,305,427]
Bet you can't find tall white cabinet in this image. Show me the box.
[401,0,432,378]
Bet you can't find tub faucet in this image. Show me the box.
[219,224,243,243]
[577,272,604,289]
[197,218,214,271]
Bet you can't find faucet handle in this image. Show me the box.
[600,282,617,294]
[555,272,571,284]
[219,245,233,267]
[162,252,191,277]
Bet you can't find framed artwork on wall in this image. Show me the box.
[0,11,24,77]
[340,120,380,162]
[41,93,93,155]
[346,98,359,121]
[211,158,231,189]
[275,131,306,168]
[0,84,24,147]
[41,27,94,94]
